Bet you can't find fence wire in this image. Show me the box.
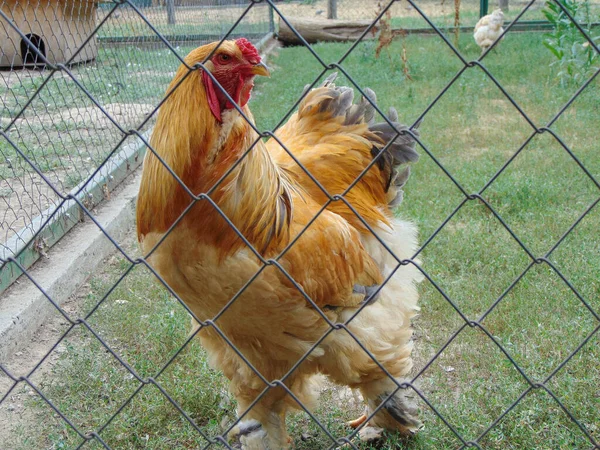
[0,0,272,291]
[1,0,599,449]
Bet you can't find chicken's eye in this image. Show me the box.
[217,54,232,64]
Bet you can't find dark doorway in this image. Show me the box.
[20,34,46,69]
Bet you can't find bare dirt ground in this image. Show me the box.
[0,170,65,249]
[101,1,457,27]
[17,103,155,131]
[275,0,451,22]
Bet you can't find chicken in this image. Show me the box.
[136,38,423,449]
[474,8,505,55]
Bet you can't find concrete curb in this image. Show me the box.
[0,171,141,363]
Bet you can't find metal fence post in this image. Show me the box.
[480,0,489,17]
[166,0,176,25]
[269,2,275,33]
[328,0,338,19]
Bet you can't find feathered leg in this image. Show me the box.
[228,373,321,449]
[316,222,423,443]
[228,385,291,450]
[359,376,422,435]
[323,350,422,441]
[343,378,421,445]
[199,329,293,450]
[318,318,422,443]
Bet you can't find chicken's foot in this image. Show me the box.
[346,414,367,429]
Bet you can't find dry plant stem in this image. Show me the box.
[454,0,461,47]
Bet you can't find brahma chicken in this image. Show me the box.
[136,38,422,449]
[474,8,505,55]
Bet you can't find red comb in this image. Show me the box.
[235,38,260,64]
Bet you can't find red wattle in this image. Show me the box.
[225,73,249,110]
[240,79,253,107]
[202,70,222,123]
[234,73,244,108]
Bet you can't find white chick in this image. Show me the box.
[474,9,505,55]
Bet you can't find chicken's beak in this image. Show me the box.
[250,61,270,77]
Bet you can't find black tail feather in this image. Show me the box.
[305,72,421,208]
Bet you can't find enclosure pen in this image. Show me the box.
[0,0,599,449]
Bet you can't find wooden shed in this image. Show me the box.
[0,0,98,69]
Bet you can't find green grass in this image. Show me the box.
[6,31,600,449]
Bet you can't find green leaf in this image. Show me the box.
[543,41,564,59]
[542,9,557,23]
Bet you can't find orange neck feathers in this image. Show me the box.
[136,47,292,256]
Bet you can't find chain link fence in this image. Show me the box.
[1,0,599,448]
[270,0,600,30]
[0,0,272,292]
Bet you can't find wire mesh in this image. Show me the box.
[269,0,600,30]
[1,0,599,449]
[0,0,272,292]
